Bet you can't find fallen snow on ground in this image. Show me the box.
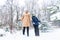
[0,28,60,40]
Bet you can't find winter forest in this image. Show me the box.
[0,0,60,40]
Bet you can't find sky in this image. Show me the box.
[0,0,6,6]
[0,0,51,7]
[0,0,25,6]
[0,0,58,6]
[0,0,57,7]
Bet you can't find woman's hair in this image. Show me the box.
[25,10,29,13]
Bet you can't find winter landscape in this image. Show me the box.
[0,0,60,40]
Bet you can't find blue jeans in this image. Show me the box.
[33,25,39,36]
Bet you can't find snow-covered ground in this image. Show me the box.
[0,28,60,40]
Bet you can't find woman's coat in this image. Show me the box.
[21,12,31,27]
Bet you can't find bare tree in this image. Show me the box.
[25,0,40,16]
[0,0,21,33]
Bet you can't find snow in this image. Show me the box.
[0,0,60,40]
[0,28,60,40]
[50,12,60,21]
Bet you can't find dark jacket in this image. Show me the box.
[32,16,40,25]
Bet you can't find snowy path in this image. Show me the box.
[0,28,60,40]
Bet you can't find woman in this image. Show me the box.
[32,14,41,36]
[20,10,31,36]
